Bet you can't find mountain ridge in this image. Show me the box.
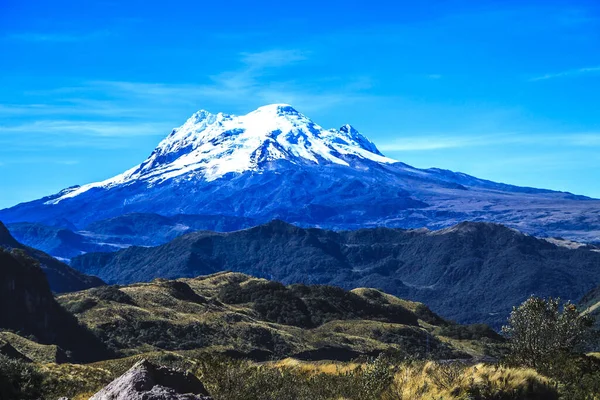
[69,220,600,328]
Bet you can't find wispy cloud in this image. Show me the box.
[0,120,167,138]
[0,48,376,151]
[6,31,111,43]
[0,158,81,166]
[530,66,600,81]
[379,133,600,151]
[240,49,308,69]
[11,48,371,118]
[379,134,518,151]
[569,133,600,146]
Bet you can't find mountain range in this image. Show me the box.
[1,104,599,248]
[0,221,103,292]
[70,220,600,328]
[6,214,257,259]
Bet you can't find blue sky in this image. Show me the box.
[1,0,599,209]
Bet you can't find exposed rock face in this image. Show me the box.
[90,360,212,400]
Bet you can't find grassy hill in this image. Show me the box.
[57,272,504,362]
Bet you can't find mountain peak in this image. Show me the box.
[46,105,396,204]
[253,103,300,115]
[339,124,358,134]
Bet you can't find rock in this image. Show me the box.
[89,359,211,400]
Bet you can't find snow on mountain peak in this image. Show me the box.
[46,104,396,204]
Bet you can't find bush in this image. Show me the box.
[502,296,600,399]
[63,298,98,314]
[89,285,135,305]
[0,355,43,400]
[502,296,593,370]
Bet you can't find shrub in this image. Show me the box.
[0,355,43,400]
[89,285,135,305]
[63,298,98,314]
[502,296,593,370]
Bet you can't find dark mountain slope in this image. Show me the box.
[71,220,600,328]
[0,221,103,292]
[0,248,111,362]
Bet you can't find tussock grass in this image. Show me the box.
[390,362,557,400]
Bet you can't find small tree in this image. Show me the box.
[502,296,593,370]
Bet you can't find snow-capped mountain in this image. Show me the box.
[1,104,600,244]
[48,104,394,204]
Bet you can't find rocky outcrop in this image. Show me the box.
[90,360,212,400]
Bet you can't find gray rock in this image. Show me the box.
[89,359,211,400]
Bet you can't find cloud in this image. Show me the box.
[6,31,111,43]
[379,133,600,152]
[0,157,81,166]
[0,48,377,152]
[569,133,600,146]
[70,49,370,114]
[240,49,308,69]
[530,66,600,81]
[379,135,508,151]
[0,120,167,138]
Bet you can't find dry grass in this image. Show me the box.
[388,362,557,400]
[36,362,114,399]
[267,358,361,375]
